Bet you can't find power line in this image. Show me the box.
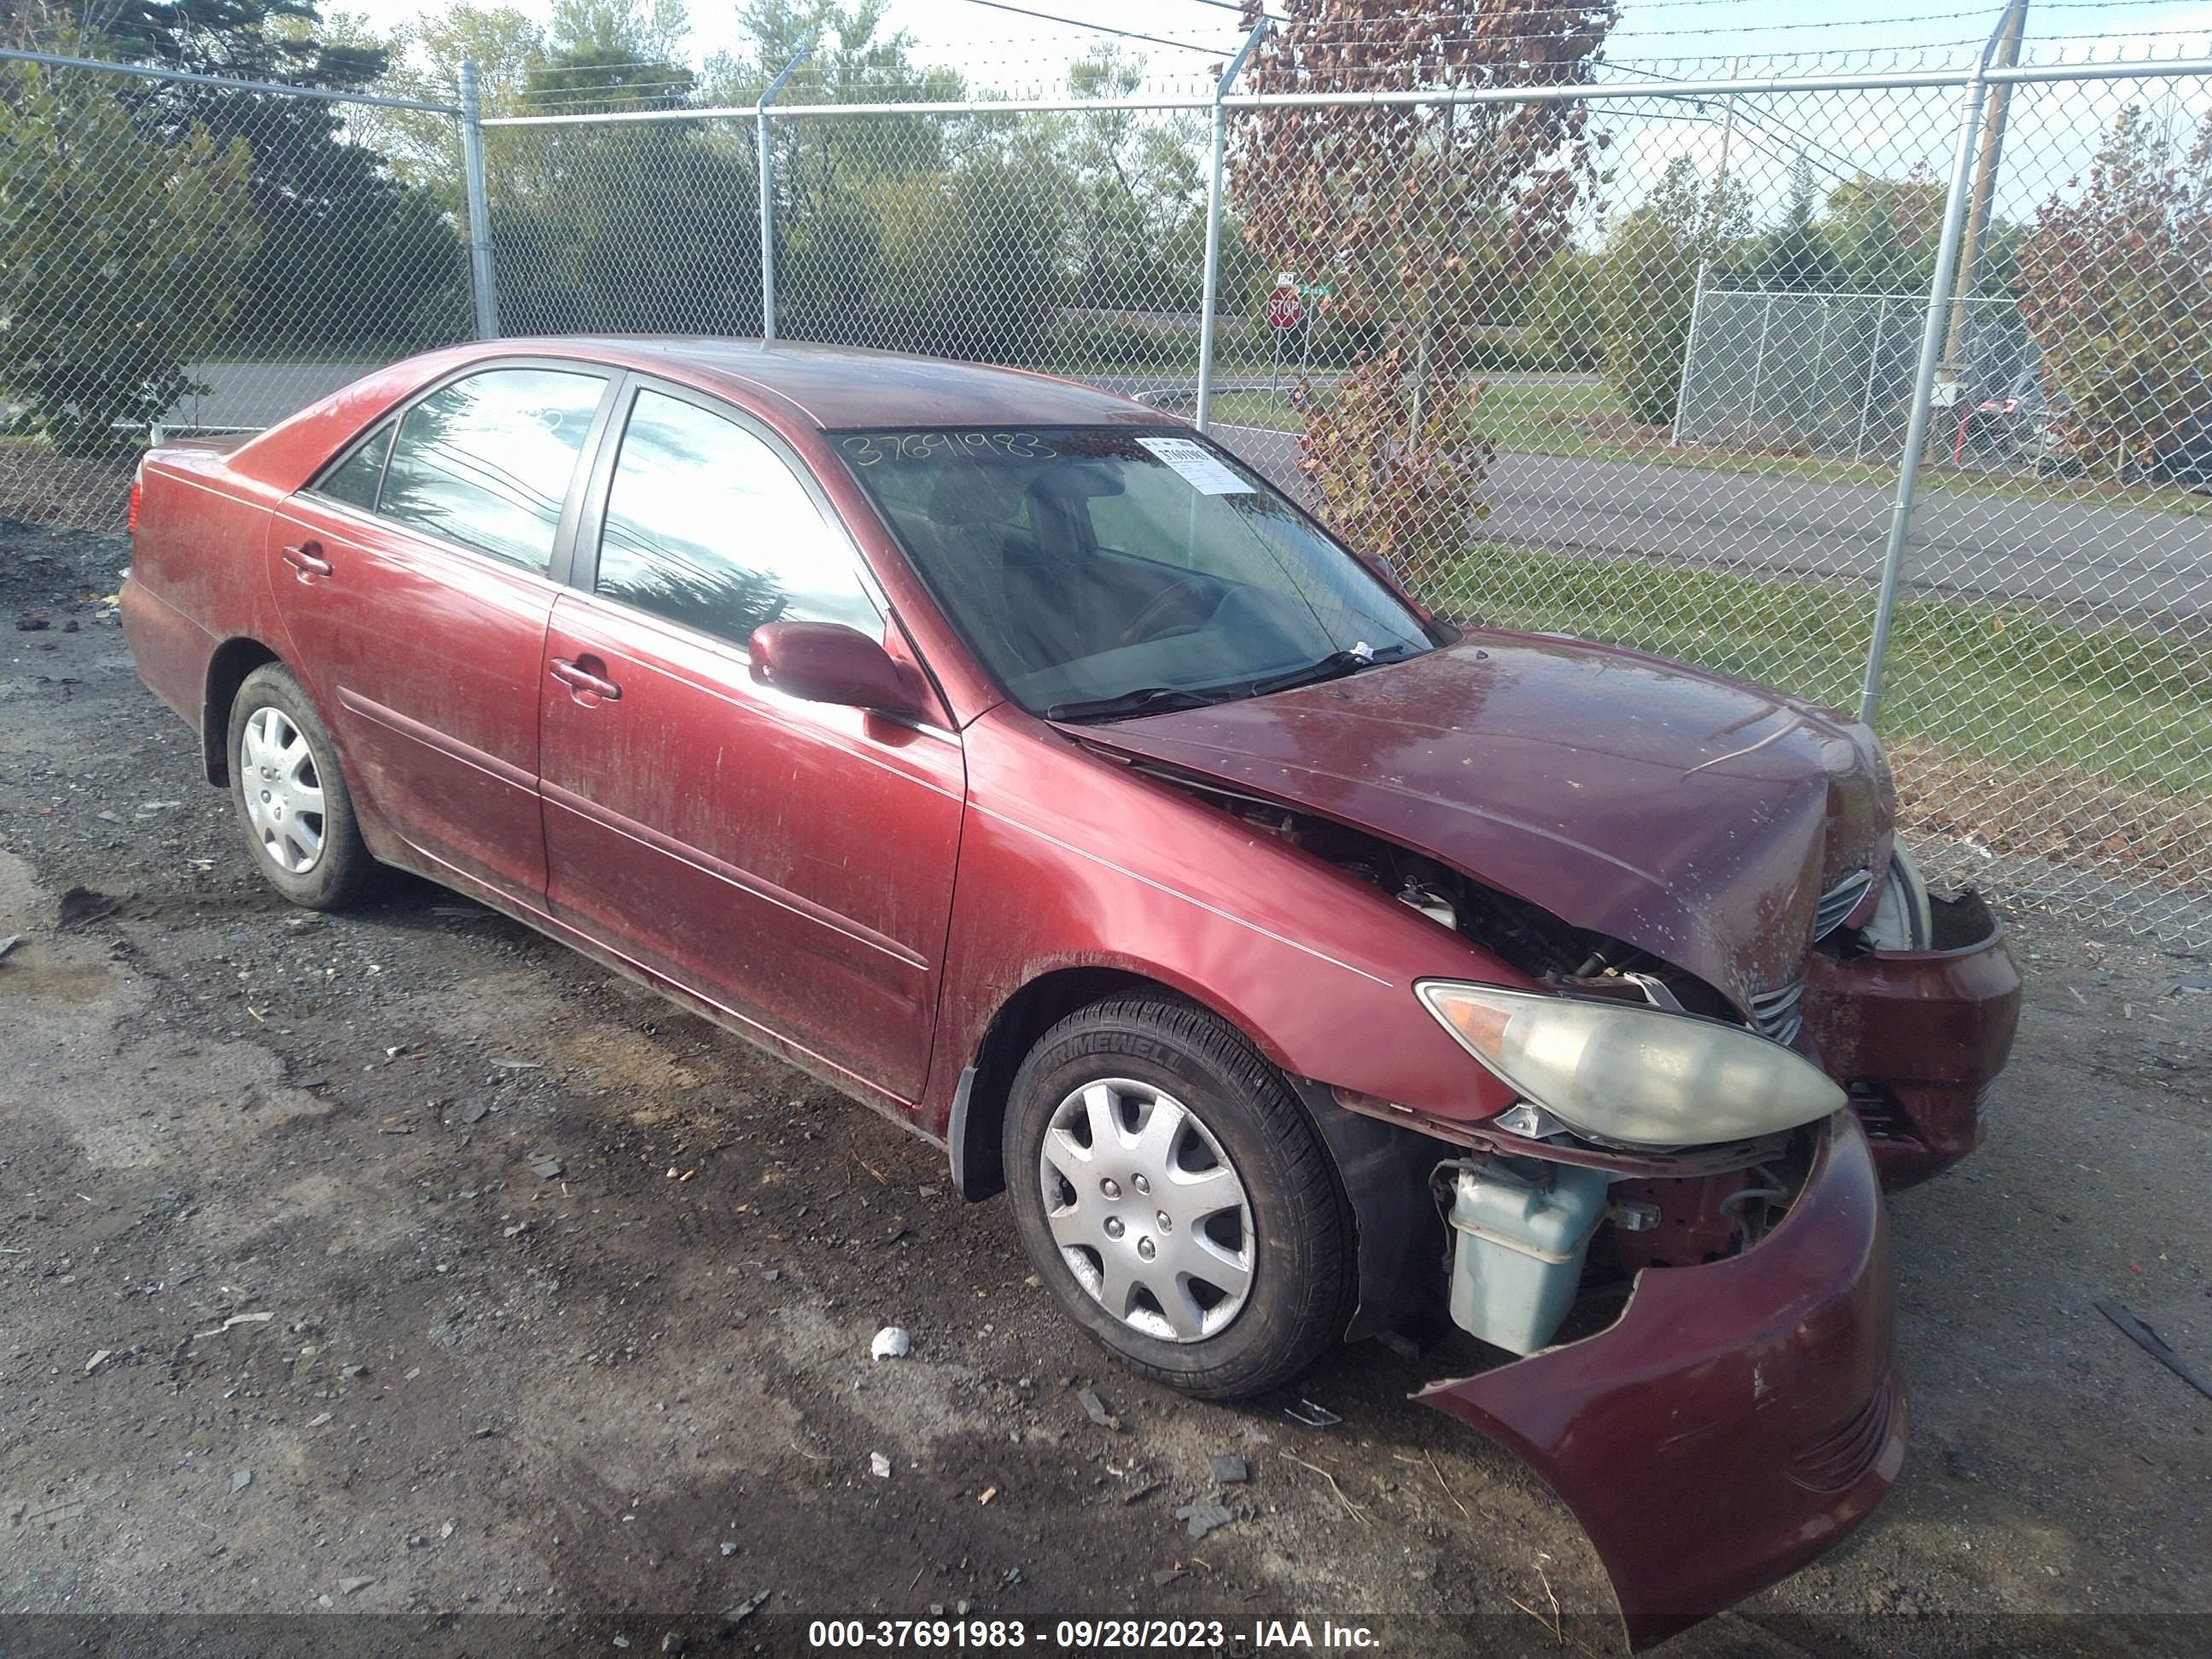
[958,0,1234,55]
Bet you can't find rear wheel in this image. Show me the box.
[1004,995,1353,1400]
[226,664,383,911]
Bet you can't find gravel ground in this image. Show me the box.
[3,519,2208,1656]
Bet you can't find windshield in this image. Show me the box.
[835,427,1432,718]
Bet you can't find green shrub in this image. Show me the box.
[0,61,260,453]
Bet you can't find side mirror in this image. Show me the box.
[748,620,928,720]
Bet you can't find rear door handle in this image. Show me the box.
[550,656,622,702]
[282,541,333,580]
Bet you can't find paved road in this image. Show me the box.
[1213,422,2212,631]
[165,361,375,432]
[166,362,2210,629]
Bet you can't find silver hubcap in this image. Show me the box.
[1037,1079,1255,1343]
[240,706,326,876]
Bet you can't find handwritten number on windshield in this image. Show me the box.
[840,431,1058,468]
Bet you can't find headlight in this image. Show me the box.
[1417,980,1844,1150]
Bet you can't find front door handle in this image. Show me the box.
[282,541,333,580]
[550,656,622,703]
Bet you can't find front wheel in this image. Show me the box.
[1864,844,1933,951]
[1003,996,1353,1400]
[226,663,384,911]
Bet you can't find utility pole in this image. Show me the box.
[1938,0,2029,399]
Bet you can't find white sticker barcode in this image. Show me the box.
[1136,435,1253,495]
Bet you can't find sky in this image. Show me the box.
[324,0,2212,229]
[331,0,2212,91]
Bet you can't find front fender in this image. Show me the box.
[925,709,1528,1138]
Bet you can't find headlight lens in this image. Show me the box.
[1417,980,1844,1150]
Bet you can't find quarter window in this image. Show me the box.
[316,421,393,511]
[595,390,877,646]
[377,368,607,572]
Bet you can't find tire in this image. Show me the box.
[1004,995,1353,1400]
[226,664,384,911]
[1864,844,1933,952]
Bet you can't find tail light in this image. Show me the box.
[128,461,144,535]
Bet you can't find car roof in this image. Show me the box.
[512,337,1168,430]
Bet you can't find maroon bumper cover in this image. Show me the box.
[1417,1112,1903,1650]
[1806,895,2023,1190]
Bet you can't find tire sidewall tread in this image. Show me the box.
[1004,994,1353,1402]
[226,664,383,911]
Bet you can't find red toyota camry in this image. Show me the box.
[121,339,2020,1645]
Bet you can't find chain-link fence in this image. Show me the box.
[1677,291,2034,463]
[3,20,2209,946]
[0,46,476,528]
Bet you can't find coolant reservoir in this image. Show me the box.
[1446,1157,1612,1356]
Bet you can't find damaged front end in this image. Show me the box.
[1805,882,2021,1189]
[1127,755,2021,1190]
[1412,1109,1901,1650]
[1317,1074,1903,1646]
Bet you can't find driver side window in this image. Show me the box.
[594,390,880,649]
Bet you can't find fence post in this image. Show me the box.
[1856,57,1989,727]
[1807,296,1834,446]
[458,61,499,340]
[1196,23,1270,434]
[1745,292,1776,441]
[1854,295,1889,459]
[1670,265,1709,447]
[755,43,813,344]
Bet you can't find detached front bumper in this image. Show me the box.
[1805,891,2023,1190]
[1417,1111,1903,1651]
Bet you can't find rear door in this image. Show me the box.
[537,381,963,1102]
[268,364,614,899]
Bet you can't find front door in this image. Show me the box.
[537,383,963,1103]
[267,364,612,899]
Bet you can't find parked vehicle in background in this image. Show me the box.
[1963,367,2212,491]
[120,339,2020,1648]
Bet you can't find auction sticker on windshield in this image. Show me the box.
[1137,435,1252,495]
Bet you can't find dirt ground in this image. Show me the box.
[3,518,2208,1657]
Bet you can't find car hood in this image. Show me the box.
[1071,634,1893,1014]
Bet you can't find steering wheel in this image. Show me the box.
[1118,575,1216,648]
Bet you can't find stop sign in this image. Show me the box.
[1266,286,1303,330]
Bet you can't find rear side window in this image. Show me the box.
[378,368,607,573]
[594,389,877,646]
[316,422,393,510]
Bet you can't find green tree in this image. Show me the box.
[1523,248,1602,370]
[1821,169,1944,293]
[865,140,1071,362]
[0,58,262,450]
[62,0,470,354]
[1060,48,1206,311]
[2017,104,2212,477]
[1598,154,1749,426]
[344,5,550,203]
[1740,157,1840,291]
[490,0,766,334]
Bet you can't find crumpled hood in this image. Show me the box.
[1073,634,1894,1013]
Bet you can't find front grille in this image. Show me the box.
[1749,978,1806,1045]
[1813,867,1873,941]
[1787,1373,1900,1493]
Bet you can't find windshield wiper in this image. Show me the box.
[1045,685,1230,724]
[1245,642,1417,699]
